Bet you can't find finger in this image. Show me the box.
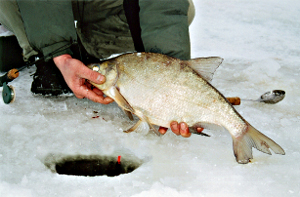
[85,81,93,89]
[78,64,105,84]
[85,81,104,96]
[92,87,105,96]
[170,121,180,135]
[179,122,191,138]
[158,127,168,135]
[76,85,114,104]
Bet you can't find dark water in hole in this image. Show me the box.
[54,157,139,177]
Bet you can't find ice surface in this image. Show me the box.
[1,0,300,196]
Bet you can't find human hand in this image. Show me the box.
[53,54,114,104]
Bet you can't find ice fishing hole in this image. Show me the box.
[44,154,142,177]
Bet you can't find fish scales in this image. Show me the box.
[89,52,285,164]
[116,53,245,133]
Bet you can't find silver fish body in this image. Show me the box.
[89,52,285,164]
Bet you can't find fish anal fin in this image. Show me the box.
[187,57,223,82]
[233,122,285,164]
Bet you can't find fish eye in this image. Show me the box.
[92,64,101,72]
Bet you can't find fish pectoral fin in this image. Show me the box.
[107,86,134,120]
[106,86,134,113]
[188,57,223,82]
[233,122,285,164]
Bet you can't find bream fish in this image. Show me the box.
[88,52,285,164]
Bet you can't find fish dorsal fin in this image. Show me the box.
[187,57,223,82]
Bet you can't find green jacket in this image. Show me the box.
[17,0,190,61]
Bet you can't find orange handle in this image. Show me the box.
[226,97,241,105]
[7,68,19,80]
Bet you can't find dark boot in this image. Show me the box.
[31,59,72,96]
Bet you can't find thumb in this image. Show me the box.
[78,64,106,84]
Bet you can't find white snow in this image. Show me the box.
[1,0,300,196]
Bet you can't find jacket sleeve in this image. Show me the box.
[16,0,77,61]
[139,0,191,60]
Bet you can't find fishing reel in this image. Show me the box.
[2,81,16,104]
[0,68,18,104]
[2,82,16,104]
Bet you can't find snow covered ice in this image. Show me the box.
[1,0,300,196]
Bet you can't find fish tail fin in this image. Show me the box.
[232,122,285,164]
